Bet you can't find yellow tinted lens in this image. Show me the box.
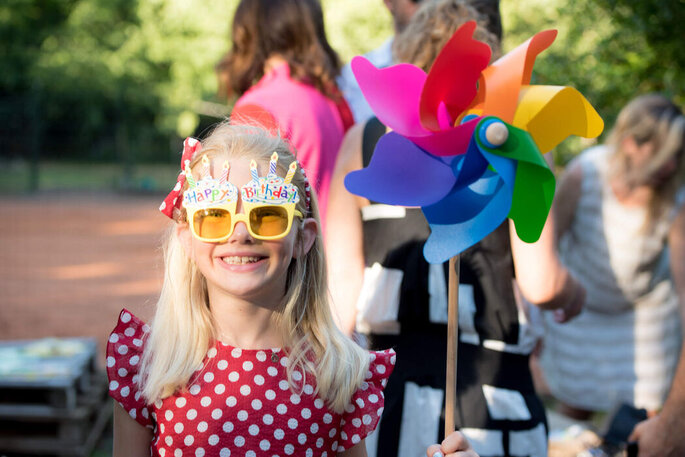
[249,206,289,237]
[193,208,232,239]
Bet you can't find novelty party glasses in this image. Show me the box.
[181,153,302,242]
[187,201,303,242]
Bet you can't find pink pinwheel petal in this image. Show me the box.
[351,56,429,138]
[408,117,480,157]
[419,21,492,132]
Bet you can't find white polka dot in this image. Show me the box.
[107,356,115,367]
[288,418,298,429]
[240,385,251,396]
[159,422,165,434]
[377,406,384,416]
[369,353,376,362]
[184,435,194,446]
[276,403,287,414]
[301,408,311,419]
[117,345,129,355]
[215,384,225,395]
[165,436,173,446]
[292,370,302,382]
[265,389,276,400]
[195,449,205,457]
[174,182,182,192]
[207,347,217,358]
[285,444,294,455]
[237,410,248,421]
[345,403,355,413]
[124,327,135,337]
[267,366,278,376]
[201,396,211,407]
[323,413,332,424]
[117,367,128,377]
[280,356,288,367]
[228,371,239,382]
[211,408,222,419]
[298,433,307,444]
[129,355,140,366]
[231,348,242,358]
[175,397,186,408]
[108,380,119,391]
[316,437,324,448]
[314,398,324,409]
[256,351,267,362]
[234,435,245,447]
[219,449,230,457]
[252,399,263,410]
[363,414,372,425]
[368,393,379,403]
[174,422,184,433]
[208,434,219,445]
[246,451,256,457]
[160,449,166,457]
[223,421,234,433]
[307,448,314,457]
[254,375,265,385]
[249,424,259,435]
[204,372,214,383]
[155,400,163,408]
[142,408,149,419]
[352,434,361,444]
[132,374,139,384]
[190,384,201,395]
[121,312,131,323]
[242,361,253,371]
[391,353,396,365]
[365,370,373,379]
[263,414,274,425]
[376,364,386,374]
[303,384,314,395]
[120,386,130,397]
[341,431,348,440]
[356,398,365,408]
[278,380,289,391]
[109,334,119,344]
[290,394,301,404]
[260,439,271,450]
[165,410,174,421]
[217,359,228,370]
[361,381,369,391]
[352,417,362,427]
[274,428,285,440]
[197,421,208,432]
[226,396,237,407]
[310,423,319,433]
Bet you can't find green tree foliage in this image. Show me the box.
[502,0,684,163]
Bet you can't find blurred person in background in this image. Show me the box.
[337,0,501,123]
[326,1,583,456]
[540,94,685,456]
[216,0,353,226]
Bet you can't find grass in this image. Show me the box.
[0,160,180,194]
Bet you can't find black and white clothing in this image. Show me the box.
[358,117,547,457]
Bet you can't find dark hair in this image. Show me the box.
[217,0,341,100]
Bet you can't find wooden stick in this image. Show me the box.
[445,255,460,436]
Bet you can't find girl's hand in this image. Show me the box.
[426,431,479,457]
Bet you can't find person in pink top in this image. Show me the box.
[216,0,353,227]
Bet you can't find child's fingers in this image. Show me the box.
[441,431,472,453]
[426,444,443,457]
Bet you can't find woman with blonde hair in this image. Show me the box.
[541,94,685,431]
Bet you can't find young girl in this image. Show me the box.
[106,121,476,457]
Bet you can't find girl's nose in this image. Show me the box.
[228,220,254,244]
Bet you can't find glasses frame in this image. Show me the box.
[186,200,304,243]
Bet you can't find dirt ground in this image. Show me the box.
[0,192,167,362]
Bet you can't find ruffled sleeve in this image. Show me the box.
[338,349,396,452]
[106,308,154,429]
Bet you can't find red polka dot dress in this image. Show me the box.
[107,309,395,457]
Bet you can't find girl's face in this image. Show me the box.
[178,156,317,307]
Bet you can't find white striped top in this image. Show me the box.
[541,146,683,412]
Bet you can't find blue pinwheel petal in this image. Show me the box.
[344,132,456,207]
[450,138,490,190]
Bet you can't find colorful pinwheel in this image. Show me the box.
[344,21,604,263]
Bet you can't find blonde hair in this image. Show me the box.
[139,122,369,412]
[392,0,501,73]
[608,94,685,223]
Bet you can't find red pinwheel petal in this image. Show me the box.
[419,21,492,132]
[351,56,429,138]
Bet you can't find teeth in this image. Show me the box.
[222,256,261,265]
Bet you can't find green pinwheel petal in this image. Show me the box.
[475,117,555,243]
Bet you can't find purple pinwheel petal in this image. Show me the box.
[351,56,429,138]
[408,117,480,157]
[344,132,456,207]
